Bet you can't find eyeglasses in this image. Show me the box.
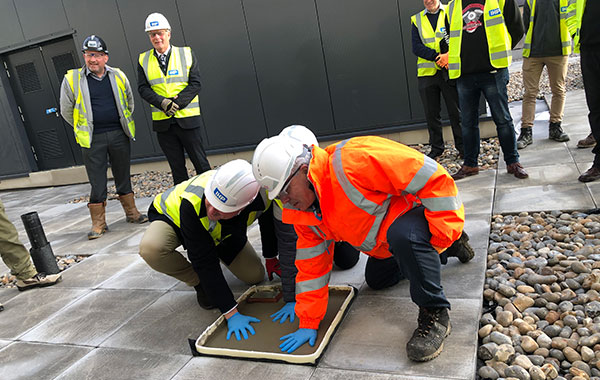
[147,30,168,38]
[83,52,106,58]
[278,167,301,199]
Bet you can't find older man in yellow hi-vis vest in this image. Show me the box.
[137,12,211,186]
[60,35,148,240]
[446,0,528,181]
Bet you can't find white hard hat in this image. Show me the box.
[205,159,260,213]
[279,125,319,147]
[252,136,305,200]
[145,13,171,32]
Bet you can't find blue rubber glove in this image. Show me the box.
[279,328,317,353]
[271,302,296,324]
[226,312,261,341]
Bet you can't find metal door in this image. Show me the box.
[4,38,80,170]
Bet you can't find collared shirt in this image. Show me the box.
[424,5,442,15]
[154,45,172,74]
[84,66,108,81]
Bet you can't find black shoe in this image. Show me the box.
[406,307,451,362]
[516,127,533,149]
[445,231,475,263]
[194,284,216,310]
[427,151,443,160]
[549,122,569,142]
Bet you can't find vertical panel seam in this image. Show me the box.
[313,0,337,132]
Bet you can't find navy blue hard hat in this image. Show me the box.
[82,35,108,54]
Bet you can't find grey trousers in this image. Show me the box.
[82,129,133,203]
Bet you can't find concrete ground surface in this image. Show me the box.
[0,89,597,380]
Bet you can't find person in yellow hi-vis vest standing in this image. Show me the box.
[411,0,464,160]
[568,0,600,182]
[137,13,211,186]
[516,0,571,150]
[60,35,148,240]
[445,0,528,181]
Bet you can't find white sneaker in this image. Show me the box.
[16,273,62,291]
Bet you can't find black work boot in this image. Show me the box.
[549,122,570,142]
[445,231,475,263]
[406,307,451,362]
[516,127,533,149]
[194,284,215,310]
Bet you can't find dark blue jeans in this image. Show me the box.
[385,207,450,309]
[456,68,519,167]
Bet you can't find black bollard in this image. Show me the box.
[20,212,60,275]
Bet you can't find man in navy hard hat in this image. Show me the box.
[60,35,148,240]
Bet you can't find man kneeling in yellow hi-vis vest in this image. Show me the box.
[138,12,211,186]
[139,159,289,341]
[60,35,148,240]
[446,0,529,181]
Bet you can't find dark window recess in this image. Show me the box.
[37,129,64,159]
[52,53,76,85]
[16,62,42,93]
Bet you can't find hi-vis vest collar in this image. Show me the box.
[412,5,447,77]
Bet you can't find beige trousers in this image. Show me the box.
[0,199,37,280]
[521,55,569,128]
[138,220,265,287]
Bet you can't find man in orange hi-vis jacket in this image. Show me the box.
[252,131,474,362]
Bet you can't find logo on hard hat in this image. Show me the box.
[88,41,98,47]
[150,21,159,27]
[213,188,228,203]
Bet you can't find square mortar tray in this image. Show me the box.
[195,284,356,365]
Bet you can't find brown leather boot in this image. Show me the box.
[88,202,107,240]
[118,193,149,224]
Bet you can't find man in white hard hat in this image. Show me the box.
[60,35,148,240]
[139,159,282,341]
[138,12,210,185]
[252,128,474,362]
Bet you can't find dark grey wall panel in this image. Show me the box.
[14,0,69,41]
[0,65,35,177]
[177,0,266,149]
[62,0,158,159]
[316,0,411,132]
[0,0,25,48]
[242,0,333,138]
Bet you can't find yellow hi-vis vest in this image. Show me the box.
[138,46,201,121]
[523,0,573,57]
[567,0,586,53]
[411,6,447,77]
[65,68,135,148]
[153,171,271,245]
[447,0,512,79]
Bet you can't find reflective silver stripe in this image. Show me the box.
[420,194,462,212]
[562,40,571,47]
[422,37,435,44]
[148,78,163,85]
[185,184,205,197]
[141,51,151,78]
[523,43,531,49]
[296,240,332,261]
[165,76,188,84]
[449,30,461,37]
[485,17,504,27]
[158,187,177,222]
[296,271,331,295]
[448,1,455,24]
[490,50,511,60]
[186,101,200,109]
[565,10,575,18]
[448,62,460,70]
[435,32,445,39]
[418,62,436,69]
[405,156,438,194]
[332,140,391,251]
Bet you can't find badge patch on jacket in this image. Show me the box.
[489,8,501,17]
[168,69,179,75]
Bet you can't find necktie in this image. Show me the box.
[159,54,167,68]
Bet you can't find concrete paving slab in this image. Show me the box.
[319,296,479,378]
[54,347,190,380]
[0,340,11,349]
[101,290,219,355]
[0,288,88,339]
[53,254,139,289]
[97,230,144,255]
[359,247,486,300]
[464,213,491,250]
[494,184,595,213]
[584,181,600,208]
[454,169,496,191]
[33,202,90,234]
[329,253,367,289]
[99,257,180,290]
[0,342,93,380]
[575,160,594,175]
[459,187,494,215]
[172,356,314,380]
[498,145,573,170]
[311,368,456,380]
[20,289,162,346]
[495,163,582,188]
[568,146,596,164]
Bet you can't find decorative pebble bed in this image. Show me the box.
[478,211,600,380]
[0,255,87,289]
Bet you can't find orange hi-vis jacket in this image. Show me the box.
[282,136,464,329]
